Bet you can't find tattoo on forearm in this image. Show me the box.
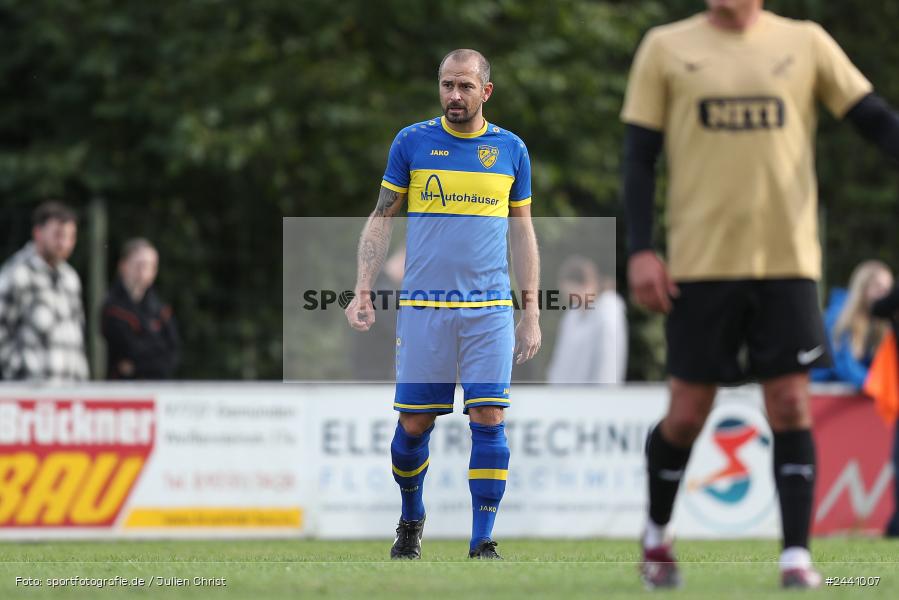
[362,239,377,264]
[358,221,392,288]
[374,187,399,216]
[356,187,404,289]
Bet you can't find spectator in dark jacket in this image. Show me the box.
[102,238,179,379]
[872,283,899,537]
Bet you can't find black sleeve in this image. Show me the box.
[872,285,899,319]
[622,123,664,256]
[845,93,899,163]
[129,311,180,379]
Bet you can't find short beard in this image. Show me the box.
[444,105,476,124]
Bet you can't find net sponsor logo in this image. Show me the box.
[0,399,155,527]
[699,96,785,131]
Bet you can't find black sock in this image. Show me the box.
[773,429,816,549]
[646,424,693,526]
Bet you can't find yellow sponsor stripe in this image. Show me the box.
[381,179,408,194]
[408,168,512,217]
[124,508,303,528]
[468,469,508,480]
[393,402,454,410]
[399,299,513,308]
[464,398,510,405]
[392,458,430,478]
[509,197,532,207]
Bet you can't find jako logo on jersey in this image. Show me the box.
[421,174,499,207]
[699,96,785,131]
[688,417,770,504]
[478,145,499,168]
[430,149,449,156]
[0,399,155,527]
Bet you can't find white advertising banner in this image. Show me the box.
[0,382,783,539]
[307,384,778,540]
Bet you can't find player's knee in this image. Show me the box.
[469,406,504,426]
[663,413,706,446]
[398,413,436,437]
[767,391,810,430]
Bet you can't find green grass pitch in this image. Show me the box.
[0,538,896,599]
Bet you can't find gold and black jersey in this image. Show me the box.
[622,11,872,281]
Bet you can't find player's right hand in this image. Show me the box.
[628,250,679,314]
[345,290,376,331]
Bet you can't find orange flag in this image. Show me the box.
[863,331,899,425]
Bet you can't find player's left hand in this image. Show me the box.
[514,313,541,364]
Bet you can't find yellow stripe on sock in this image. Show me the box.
[468,468,508,480]
[393,458,430,478]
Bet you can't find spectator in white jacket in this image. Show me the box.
[0,201,88,381]
[547,255,627,384]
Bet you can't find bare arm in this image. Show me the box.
[346,186,406,331]
[509,204,541,363]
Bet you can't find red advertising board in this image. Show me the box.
[811,393,895,535]
[0,399,155,527]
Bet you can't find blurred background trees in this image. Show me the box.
[1,0,896,379]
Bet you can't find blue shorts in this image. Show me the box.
[394,306,514,414]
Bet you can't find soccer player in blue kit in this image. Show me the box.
[345,49,541,560]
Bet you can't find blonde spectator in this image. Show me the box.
[827,260,894,389]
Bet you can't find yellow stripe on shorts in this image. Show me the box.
[464,398,510,406]
[393,402,454,410]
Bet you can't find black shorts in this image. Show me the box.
[666,278,831,385]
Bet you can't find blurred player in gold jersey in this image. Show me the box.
[621,0,899,590]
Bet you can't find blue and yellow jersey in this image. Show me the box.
[381,116,532,308]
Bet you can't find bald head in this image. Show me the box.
[438,49,491,86]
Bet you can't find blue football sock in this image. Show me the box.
[391,421,433,522]
[468,421,510,550]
